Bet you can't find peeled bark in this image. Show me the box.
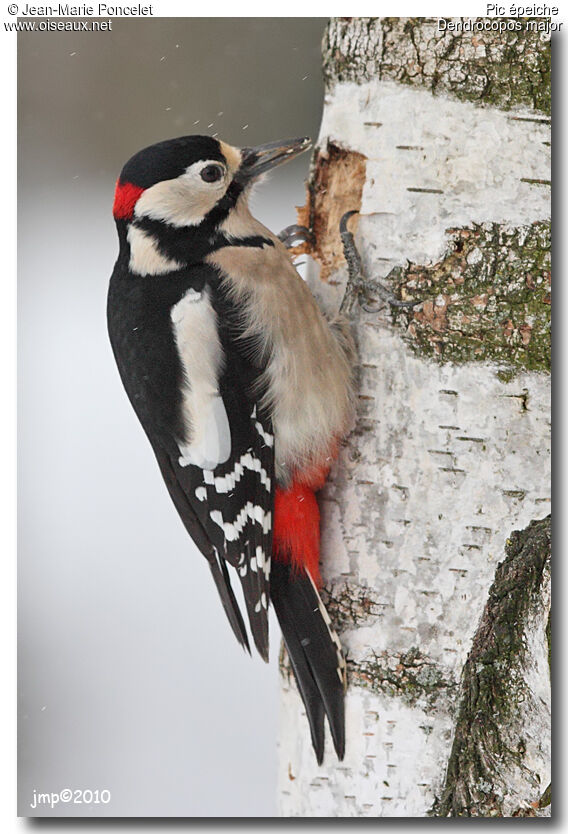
[278,18,550,817]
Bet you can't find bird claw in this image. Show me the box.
[360,274,423,312]
[339,210,422,314]
[278,224,314,249]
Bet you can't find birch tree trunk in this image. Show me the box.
[278,18,551,818]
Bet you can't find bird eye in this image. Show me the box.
[200,164,224,183]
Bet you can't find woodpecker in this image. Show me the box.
[107,134,355,763]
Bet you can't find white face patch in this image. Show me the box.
[170,287,231,469]
[127,225,183,276]
[134,159,230,228]
[218,141,242,177]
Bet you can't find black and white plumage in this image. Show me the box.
[107,134,355,762]
[108,255,275,659]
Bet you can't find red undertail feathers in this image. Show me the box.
[273,459,334,587]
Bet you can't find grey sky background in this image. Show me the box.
[18,18,326,817]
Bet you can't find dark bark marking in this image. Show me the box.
[323,18,551,116]
[430,515,551,817]
[391,221,551,374]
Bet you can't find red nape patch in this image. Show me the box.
[112,180,145,219]
[273,483,321,587]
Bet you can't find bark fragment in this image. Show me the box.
[297,141,367,282]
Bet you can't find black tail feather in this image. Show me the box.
[275,601,326,764]
[270,560,345,763]
[209,552,251,653]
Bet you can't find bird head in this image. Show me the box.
[112,134,311,228]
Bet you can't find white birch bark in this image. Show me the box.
[277,18,551,818]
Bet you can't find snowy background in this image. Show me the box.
[18,17,325,817]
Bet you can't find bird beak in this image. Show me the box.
[238,136,312,182]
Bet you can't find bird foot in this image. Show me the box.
[278,224,314,249]
[339,210,422,314]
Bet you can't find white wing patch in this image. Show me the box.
[177,394,231,470]
[206,450,271,494]
[209,504,271,542]
[170,287,231,470]
[255,545,271,580]
[200,430,273,621]
[195,486,207,502]
[254,419,274,448]
[254,593,268,613]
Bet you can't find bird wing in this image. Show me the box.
[148,268,275,661]
[158,393,275,662]
[151,441,251,654]
[108,260,275,660]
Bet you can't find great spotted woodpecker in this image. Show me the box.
[107,135,355,763]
